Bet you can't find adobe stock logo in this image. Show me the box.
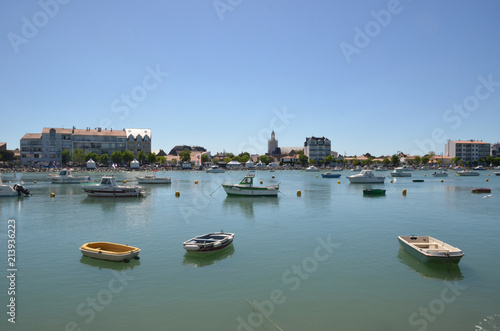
[7,0,71,54]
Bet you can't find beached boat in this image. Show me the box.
[305,166,320,172]
[347,170,385,184]
[398,236,464,264]
[363,189,386,196]
[471,188,491,193]
[390,167,412,177]
[51,168,91,184]
[457,170,480,176]
[206,165,225,173]
[81,176,144,197]
[221,171,279,196]
[0,177,31,197]
[321,172,341,178]
[183,231,235,253]
[432,171,448,177]
[136,174,171,184]
[80,242,140,262]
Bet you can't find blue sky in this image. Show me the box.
[1,0,500,157]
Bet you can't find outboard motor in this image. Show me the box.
[13,184,31,196]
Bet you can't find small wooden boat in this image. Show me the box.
[80,242,140,262]
[183,231,235,253]
[412,179,424,182]
[471,188,491,193]
[398,236,464,264]
[222,171,279,196]
[321,172,341,178]
[136,175,171,184]
[363,189,386,196]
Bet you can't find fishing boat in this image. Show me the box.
[457,170,480,176]
[80,242,140,262]
[0,177,31,197]
[81,176,144,197]
[136,174,171,184]
[390,167,412,177]
[432,171,448,177]
[471,188,491,193]
[363,189,386,196]
[221,171,279,196]
[206,165,225,173]
[347,170,385,184]
[51,168,91,184]
[183,231,235,253]
[321,172,341,178]
[397,236,464,264]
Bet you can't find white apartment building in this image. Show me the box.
[444,139,490,163]
[304,136,331,161]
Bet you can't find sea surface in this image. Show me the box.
[1,169,499,331]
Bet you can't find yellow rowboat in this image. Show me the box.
[80,242,140,262]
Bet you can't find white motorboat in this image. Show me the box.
[183,231,235,253]
[51,168,91,184]
[305,166,320,172]
[0,177,31,197]
[457,170,480,176]
[347,170,385,184]
[390,167,412,177]
[136,174,171,184]
[221,171,279,196]
[432,171,448,177]
[474,166,486,170]
[206,165,225,173]
[398,236,464,264]
[81,176,144,197]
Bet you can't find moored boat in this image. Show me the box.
[495,172,500,176]
[398,235,464,264]
[347,170,385,184]
[305,166,320,172]
[321,172,341,178]
[471,188,491,193]
[432,171,448,177]
[363,189,386,196]
[457,170,480,176]
[390,167,412,177]
[221,171,279,196]
[81,176,144,197]
[0,177,31,197]
[206,165,225,173]
[80,242,140,262]
[183,231,235,253]
[136,174,171,184]
[412,179,424,182]
[51,168,91,184]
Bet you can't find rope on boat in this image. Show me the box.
[209,185,222,196]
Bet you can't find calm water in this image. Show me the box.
[1,169,499,331]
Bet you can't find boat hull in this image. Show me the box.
[0,186,18,197]
[471,188,491,193]
[457,172,480,176]
[52,177,90,184]
[398,236,464,264]
[136,177,171,184]
[80,242,140,262]
[347,177,384,183]
[363,189,386,196]
[82,187,143,197]
[322,174,341,178]
[222,184,279,196]
[390,173,411,177]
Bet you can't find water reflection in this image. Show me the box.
[222,196,279,219]
[80,255,141,270]
[183,245,235,267]
[81,195,147,212]
[397,249,463,280]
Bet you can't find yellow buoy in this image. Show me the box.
[390,180,393,183]
[50,192,55,198]
[486,178,489,182]
[272,175,275,178]
[123,180,127,184]
[424,174,426,177]
[316,175,318,178]
[195,180,198,184]
[34,180,37,184]
[297,190,301,197]
[402,189,407,196]
[441,179,443,183]
[337,180,340,184]
[260,181,263,184]
[175,191,180,197]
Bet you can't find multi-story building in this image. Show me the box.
[20,127,151,166]
[445,139,490,163]
[491,143,500,158]
[304,136,331,161]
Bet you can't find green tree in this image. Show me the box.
[391,154,400,167]
[73,149,85,164]
[259,155,270,165]
[361,158,373,166]
[147,152,157,164]
[298,153,308,167]
[137,151,147,164]
[324,155,333,165]
[110,151,122,164]
[61,150,72,165]
[0,150,14,161]
[158,156,166,164]
[383,158,390,166]
[180,149,191,162]
[121,150,135,165]
[352,158,360,166]
[99,154,109,165]
[421,156,430,165]
[171,158,177,166]
[200,154,209,164]
[85,152,99,162]
[239,154,250,163]
[223,156,232,163]
[413,156,421,165]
